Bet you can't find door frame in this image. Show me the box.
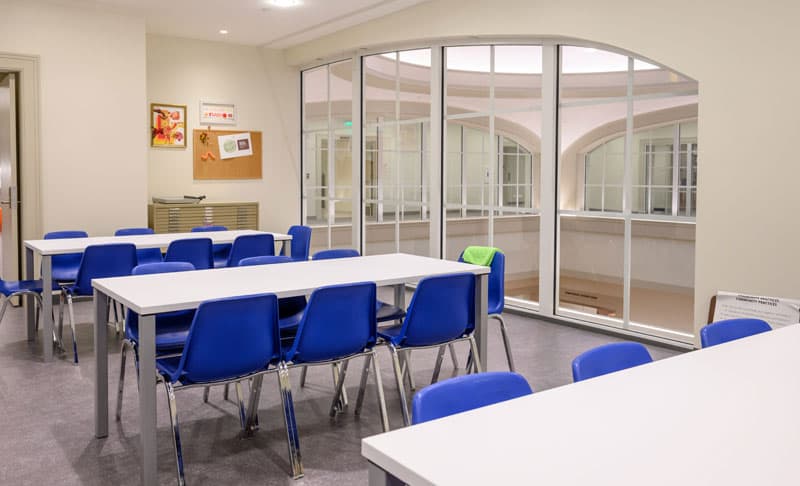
[0,52,42,280]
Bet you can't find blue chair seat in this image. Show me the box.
[279,310,304,332]
[126,310,195,353]
[155,355,184,383]
[52,265,81,283]
[377,301,405,323]
[0,279,43,296]
[376,324,403,344]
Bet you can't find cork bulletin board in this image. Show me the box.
[193,128,262,180]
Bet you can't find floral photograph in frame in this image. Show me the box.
[150,103,186,148]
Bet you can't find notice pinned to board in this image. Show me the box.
[218,132,253,160]
[713,291,800,329]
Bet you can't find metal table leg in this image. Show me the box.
[474,273,488,370]
[368,461,404,486]
[25,247,35,341]
[137,314,158,485]
[94,289,109,438]
[41,255,53,361]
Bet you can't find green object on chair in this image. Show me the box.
[462,246,501,266]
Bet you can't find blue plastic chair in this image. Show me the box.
[238,255,306,333]
[411,372,532,425]
[58,243,138,364]
[377,272,479,426]
[192,225,232,268]
[225,233,275,267]
[0,278,45,337]
[164,238,214,270]
[700,318,772,348]
[275,281,389,432]
[44,230,88,282]
[114,227,163,265]
[312,248,360,260]
[282,225,312,262]
[156,293,302,482]
[459,250,514,371]
[116,262,196,422]
[571,342,654,382]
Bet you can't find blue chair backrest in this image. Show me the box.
[239,255,292,266]
[313,248,360,260]
[284,282,376,363]
[115,227,154,236]
[285,225,312,261]
[115,228,162,265]
[571,342,653,382]
[398,273,475,347]
[73,244,138,295]
[700,318,771,348]
[126,262,196,337]
[191,225,227,232]
[164,238,213,270]
[226,234,275,267]
[45,230,88,275]
[412,372,532,424]
[459,250,504,315]
[133,262,195,275]
[174,293,282,383]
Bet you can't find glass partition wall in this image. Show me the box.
[301,42,698,344]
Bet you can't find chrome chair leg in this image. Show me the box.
[403,350,416,391]
[164,381,186,486]
[202,386,210,403]
[0,296,10,327]
[388,345,410,426]
[57,292,65,349]
[66,293,78,364]
[371,351,390,432]
[467,335,483,374]
[116,340,129,422]
[448,343,459,369]
[354,354,372,416]
[234,381,247,431]
[244,374,264,433]
[223,383,230,401]
[299,365,308,388]
[277,362,303,479]
[431,345,447,384]
[329,360,350,417]
[331,363,348,410]
[493,314,516,372]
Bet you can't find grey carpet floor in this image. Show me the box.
[0,293,681,485]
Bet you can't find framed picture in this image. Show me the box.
[150,103,186,148]
[199,101,236,125]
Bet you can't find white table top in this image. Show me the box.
[363,324,800,486]
[24,230,290,255]
[93,253,489,315]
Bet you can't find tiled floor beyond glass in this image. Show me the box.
[0,289,682,485]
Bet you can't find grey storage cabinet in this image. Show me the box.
[148,201,259,233]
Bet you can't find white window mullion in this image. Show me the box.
[622,57,634,329]
[671,124,680,216]
[428,45,443,258]
[538,42,558,316]
[488,45,496,247]
[352,55,362,252]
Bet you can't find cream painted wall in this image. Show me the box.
[284,0,800,337]
[0,0,147,236]
[147,35,300,232]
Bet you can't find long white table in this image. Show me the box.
[24,229,290,362]
[91,253,490,485]
[363,324,800,486]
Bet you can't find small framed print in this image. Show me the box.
[199,101,236,125]
[151,103,186,148]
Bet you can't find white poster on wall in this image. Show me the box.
[713,291,800,329]
[200,101,236,125]
[217,132,253,160]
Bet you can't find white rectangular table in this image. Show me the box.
[363,324,800,486]
[91,253,490,485]
[24,230,290,362]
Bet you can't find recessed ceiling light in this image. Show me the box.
[268,0,303,7]
[219,29,229,35]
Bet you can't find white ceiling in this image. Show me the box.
[49,0,431,48]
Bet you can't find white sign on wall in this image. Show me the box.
[217,132,253,160]
[713,291,800,329]
[200,101,236,125]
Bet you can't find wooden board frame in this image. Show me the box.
[193,128,262,180]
